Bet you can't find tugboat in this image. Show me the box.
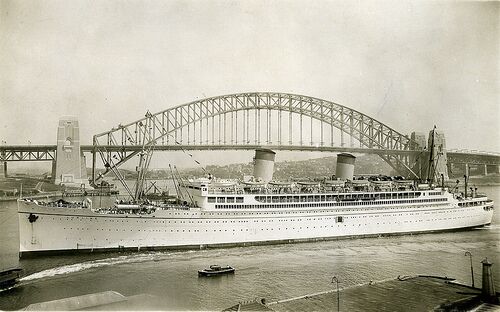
[198,265,235,277]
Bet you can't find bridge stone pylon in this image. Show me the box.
[428,130,449,182]
[410,130,449,182]
[0,161,6,178]
[54,117,88,187]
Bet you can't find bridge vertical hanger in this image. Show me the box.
[246,109,250,144]
[278,108,282,145]
[201,105,204,145]
[289,97,293,145]
[206,106,209,145]
[300,109,303,146]
[187,105,191,145]
[330,107,334,146]
[241,111,247,144]
[340,108,345,147]
[310,113,313,146]
[320,105,324,146]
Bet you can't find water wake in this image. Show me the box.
[19,256,146,281]
[18,250,194,282]
[16,247,256,283]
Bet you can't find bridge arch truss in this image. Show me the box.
[92,92,420,182]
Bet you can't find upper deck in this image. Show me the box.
[181,178,492,211]
[184,177,487,198]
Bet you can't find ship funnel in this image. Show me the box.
[253,149,276,183]
[336,153,356,181]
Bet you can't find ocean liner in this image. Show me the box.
[18,148,494,254]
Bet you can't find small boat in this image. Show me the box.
[198,265,235,277]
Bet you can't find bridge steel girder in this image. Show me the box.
[0,146,56,162]
[92,92,425,182]
[86,144,420,155]
[447,153,500,166]
[3,146,498,167]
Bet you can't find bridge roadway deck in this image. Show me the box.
[0,145,499,165]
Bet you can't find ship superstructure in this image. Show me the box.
[18,149,494,254]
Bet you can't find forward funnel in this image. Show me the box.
[253,149,276,183]
[336,153,356,181]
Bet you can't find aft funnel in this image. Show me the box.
[253,149,276,183]
[336,153,356,181]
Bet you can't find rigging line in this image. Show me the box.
[169,164,182,200]
[431,151,444,186]
[169,134,208,174]
[170,164,190,204]
[174,165,195,206]
[140,124,156,200]
[137,113,161,199]
[143,181,154,194]
[95,142,134,198]
[133,120,154,200]
[427,126,437,183]
[109,162,133,199]
[140,148,155,197]
[405,148,428,180]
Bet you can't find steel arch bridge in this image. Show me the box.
[92,92,422,183]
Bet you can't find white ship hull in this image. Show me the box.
[18,190,494,254]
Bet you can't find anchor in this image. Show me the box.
[28,213,39,223]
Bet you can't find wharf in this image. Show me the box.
[22,291,161,311]
[227,276,500,312]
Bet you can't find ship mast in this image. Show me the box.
[133,146,154,201]
[426,125,437,186]
[131,114,157,202]
[109,112,156,203]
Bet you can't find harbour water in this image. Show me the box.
[0,185,499,310]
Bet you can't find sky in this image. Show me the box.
[1,0,498,169]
